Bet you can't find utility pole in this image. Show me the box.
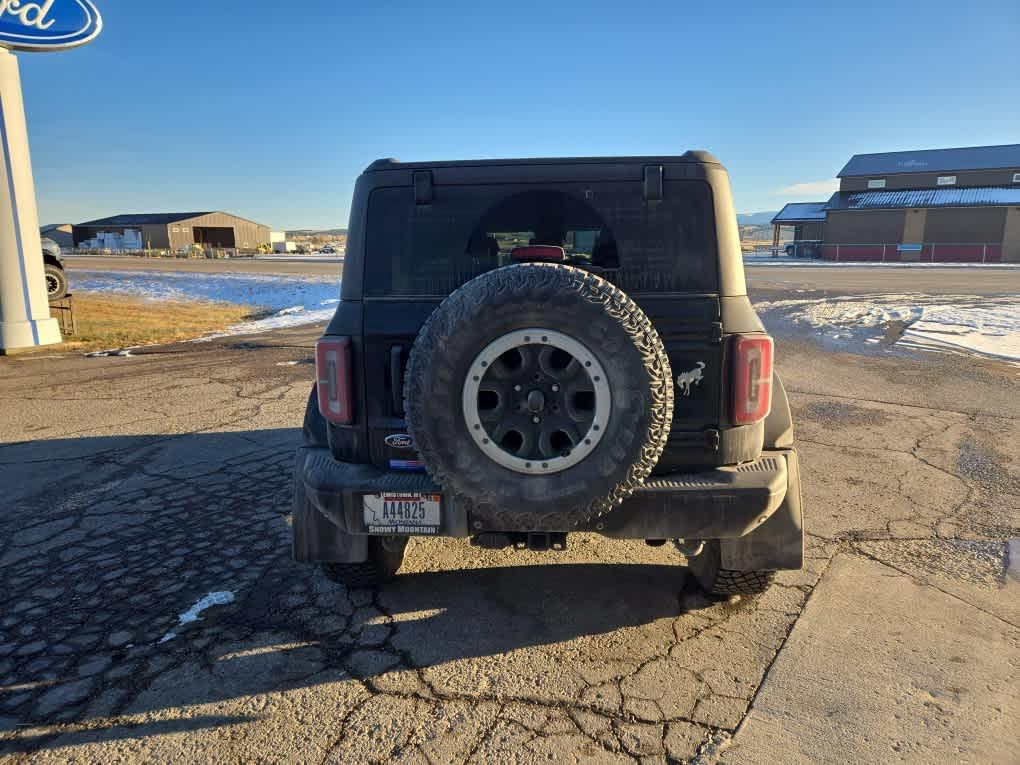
[0,48,61,351]
[0,1,103,353]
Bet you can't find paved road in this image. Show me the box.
[0,310,1017,761]
[65,255,1020,295]
[746,263,1020,295]
[64,255,341,279]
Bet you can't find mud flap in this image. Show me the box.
[720,450,804,571]
[292,456,368,564]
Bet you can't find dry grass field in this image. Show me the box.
[48,295,255,352]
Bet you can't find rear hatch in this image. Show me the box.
[358,173,724,472]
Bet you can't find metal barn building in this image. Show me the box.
[40,224,74,249]
[73,211,271,253]
[773,144,1020,262]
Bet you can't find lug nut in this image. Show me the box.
[532,416,541,424]
[514,384,522,392]
[552,384,560,392]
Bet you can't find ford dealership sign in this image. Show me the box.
[0,0,101,51]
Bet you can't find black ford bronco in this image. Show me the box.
[294,153,803,596]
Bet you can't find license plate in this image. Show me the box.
[363,492,441,534]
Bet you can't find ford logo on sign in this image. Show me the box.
[0,0,102,51]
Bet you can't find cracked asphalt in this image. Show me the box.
[1,270,1018,763]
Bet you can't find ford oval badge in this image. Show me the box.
[384,434,415,451]
[0,0,103,52]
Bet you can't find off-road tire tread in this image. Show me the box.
[302,384,329,447]
[404,263,673,531]
[688,540,776,596]
[319,538,405,588]
[320,561,387,588]
[707,569,776,596]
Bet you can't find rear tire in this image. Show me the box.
[45,264,68,300]
[303,384,328,447]
[320,536,407,588]
[686,540,775,597]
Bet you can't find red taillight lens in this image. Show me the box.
[511,245,565,262]
[316,337,353,425]
[732,334,774,425]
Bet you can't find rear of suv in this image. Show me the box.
[294,153,803,596]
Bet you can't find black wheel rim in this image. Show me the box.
[462,328,610,475]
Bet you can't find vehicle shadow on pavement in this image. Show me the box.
[374,562,706,670]
[0,430,719,754]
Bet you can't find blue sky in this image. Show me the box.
[17,0,1020,229]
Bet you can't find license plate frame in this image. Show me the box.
[362,492,441,535]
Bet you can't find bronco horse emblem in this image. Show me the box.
[676,361,706,397]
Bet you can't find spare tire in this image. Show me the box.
[404,263,673,531]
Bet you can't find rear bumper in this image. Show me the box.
[295,446,795,541]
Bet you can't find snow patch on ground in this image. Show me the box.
[195,300,339,340]
[159,591,235,644]
[73,269,340,337]
[756,294,1020,363]
[85,349,135,358]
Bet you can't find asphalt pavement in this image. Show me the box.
[64,255,341,279]
[64,254,1020,295]
[745,263,1020,295]
[0,269,1017,763]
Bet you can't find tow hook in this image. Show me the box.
[673,539,705,557]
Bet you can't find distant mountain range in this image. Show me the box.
[736,211,778,225]
[286,228,348,237]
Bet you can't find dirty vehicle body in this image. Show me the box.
[294,153,803,595]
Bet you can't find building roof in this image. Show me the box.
[77,212,214,227]
[771,202,829,224]
[826,186,1020,212]
[838,144,1020,178]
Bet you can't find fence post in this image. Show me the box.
[882,243,887,262]
[982,243,987,263]
[931,243,936,262]
[835,244,840,261]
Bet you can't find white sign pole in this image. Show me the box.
[0,47,61,352]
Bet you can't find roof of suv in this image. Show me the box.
[365,151,722,172]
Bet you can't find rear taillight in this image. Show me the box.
[511,245,565,262]
[316,337,353,425]
[732,334,773,425]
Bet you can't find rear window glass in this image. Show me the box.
[364,180,717,296]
